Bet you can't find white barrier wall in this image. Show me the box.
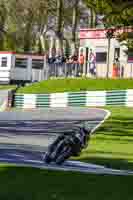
[124,63,133,78]
[50,93,68,107]
[15,89,133,109]
[23,94,36,109]
[126,89,133,107]
[86,91,106,106]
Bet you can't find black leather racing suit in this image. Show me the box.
[44,126,90,164]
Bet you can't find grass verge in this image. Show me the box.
[0,166,133,200]
[0,85,16,90]
[17,78,133,93]
[77,107,133,171]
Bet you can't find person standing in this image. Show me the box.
[78,52,85,76]
[48,55,56,77]
[66,56,73,77]
[71,53,79,77]
[88,49,96,76]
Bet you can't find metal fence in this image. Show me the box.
[43,62,133,79]
[46,63,80,78]
[45,62,97,79]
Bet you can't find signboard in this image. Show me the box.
[80,29,106,39]
[80,27,133,39]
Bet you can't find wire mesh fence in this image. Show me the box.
[43,60,133,80]
[46,62,82,78]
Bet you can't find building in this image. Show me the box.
[79,27,133,78]
[0,52,46,84]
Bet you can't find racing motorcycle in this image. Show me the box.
[44,126,90,165]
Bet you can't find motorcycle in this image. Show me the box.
[44,126,90,165]
[44,137,73,165]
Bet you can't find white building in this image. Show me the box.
[0,52,46,84]
[79,28,133,78]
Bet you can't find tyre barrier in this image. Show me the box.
[14,89,133,109]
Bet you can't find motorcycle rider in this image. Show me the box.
[44,124,90,165]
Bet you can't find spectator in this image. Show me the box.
[115,57,120,77]
[48,55,56,77]
[54,54,63,76]
[54,54,66,77]
[78,52,85,76]
[121,65,124,78]
[66,56,73,77]
[88,49,96,76]
[71,53,79,77]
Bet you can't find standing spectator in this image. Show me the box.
[65,56,73,77]
[115,57,120,77]
[78,52,85,76]
[54,54,63,77]
[71,53,79,77]
[88,49,96,76]
[121,65,124,78]
[54,53,66,77]
[61,55,66,76]
[48,55,56,77]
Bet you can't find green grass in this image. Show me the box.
[0,85,16,90]
[17,78,133,93]
[77,107,133,171]
[0,167,133,200]
[0,107,133,200]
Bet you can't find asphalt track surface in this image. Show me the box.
[0,107,133,176]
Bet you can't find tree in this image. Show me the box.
[55,0,64,55]
[103,1,133,27]
[117,31,133,52]
[0,0,8,50]
[83,0,113,28]
[71,0,80,54]
[4,0,52,52]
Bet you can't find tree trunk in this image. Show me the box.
[49,36,55,57]
[90,8,96,28]
[0,2,6,50]
[23,22,32,52]
[56,0,63,56]
[71,0,79,55]
[23,8,33,52]
[0,30,4,50]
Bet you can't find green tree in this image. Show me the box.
[0,0,7,50]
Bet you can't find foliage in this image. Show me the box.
[0,0,132,52]
[116,32,133,51]
[84,0,133,27]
